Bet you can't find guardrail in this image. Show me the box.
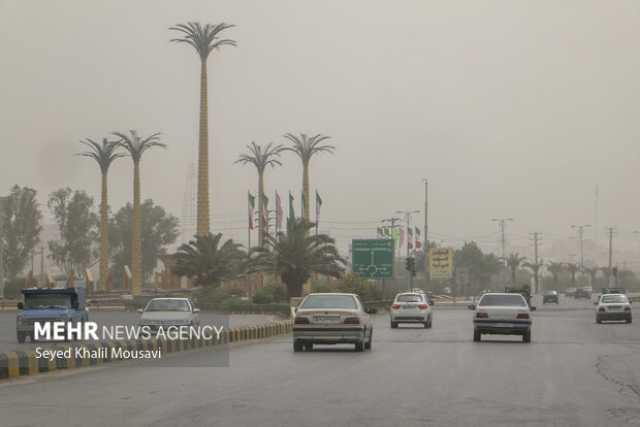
[0,320,293,382]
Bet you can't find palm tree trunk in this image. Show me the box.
[131,161,142,296]
[302,160,310,222]
[196,60,210,237]
[100,173,109,291]
[258,171,265,247]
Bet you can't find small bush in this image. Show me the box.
[253,288,274,304]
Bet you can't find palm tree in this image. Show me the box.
[173,233,245,287]
[523,260,542,294]
[76,138,124,291]
[283,133,334,222]
[170,22,236,237]
[504,253,526,286]
[547,262,564,288]
[235,142,284,247]
[250,218,346,298]
[566,262,578,286]
[113,130,166,295]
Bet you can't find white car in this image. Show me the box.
[595,294,632,324]
[293,293,373,352]
[469,293,534,343]
[138,297,200,329]
[390,292,432,328]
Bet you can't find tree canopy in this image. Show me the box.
[109,199,179,286]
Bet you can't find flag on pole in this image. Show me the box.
[407,227,414,250]
[415,226,422,249]
[248,192,255,230]
[315,191,322,220]
[288,192,295,222]
[275,191,283,231]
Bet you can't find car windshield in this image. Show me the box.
[301,295,357,310]
[396,294,423,303]
[23,295,72,309]
[478,294,526,307]
[601,295,628,304]
[144,300,190,312]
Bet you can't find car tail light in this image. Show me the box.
[344,317,360,325]
[391,304,401,310]
[516,313,530,319]
[418,304,429,310]
[598,308,605,313]
[294,317,309,325]
[476,312,488,318]
[624,307,631,312]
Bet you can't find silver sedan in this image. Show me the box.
[292,293,373,352]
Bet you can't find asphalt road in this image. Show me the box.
[0,311,276,354]
[1,302,639,427]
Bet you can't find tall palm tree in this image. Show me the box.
[523,260,542,294]
[283,133,334,222]
[170,22,236,237]
[250,218,346,298]
[504,253,526,286]
[76,138,123,292]
[173,233,245,287]
[566,262,578,286]
[546,262,564,288]
[235,142,284,247]
[113,130,165,295]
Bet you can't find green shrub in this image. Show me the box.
[253,288,274,304]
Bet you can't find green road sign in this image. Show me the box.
[352,239,395,278]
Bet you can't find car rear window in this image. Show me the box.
[301,295,357,309]
[145,299,190,312]
[396,294,423,303]
[478,294,526,307]
[601,295,628,304]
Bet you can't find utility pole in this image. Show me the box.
[606,227,615,286]
[423,179,429,289]
[570,224,590,272]
[492,218,514,263]
[397,209,420,290]
[529,232,542,294]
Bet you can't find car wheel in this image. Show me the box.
[365,330,373,350]
[17,332,26,344]
[293,341,303,352]
[304,343,313,351]
[355,341,364,352]
[626,316,632,324]
[390,321,398,329]
[427,316,433,329]
[523,330,531,343]
[473,329,481,342]
[596,316,602,324]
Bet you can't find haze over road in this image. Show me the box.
[1,304,639,427]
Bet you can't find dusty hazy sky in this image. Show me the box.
[2,1,640,263]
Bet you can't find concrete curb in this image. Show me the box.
[0,320,293,381]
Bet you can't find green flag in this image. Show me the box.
[288,192,295,222]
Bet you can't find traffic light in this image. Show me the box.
[405,257,416,276]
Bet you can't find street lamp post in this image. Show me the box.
[570,224,591,273]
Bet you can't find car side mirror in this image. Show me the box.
[467,304,476,310]
[137,308,143,313]
[17,302,24,310]
[193,308,200,313]
[530,306,537,311]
